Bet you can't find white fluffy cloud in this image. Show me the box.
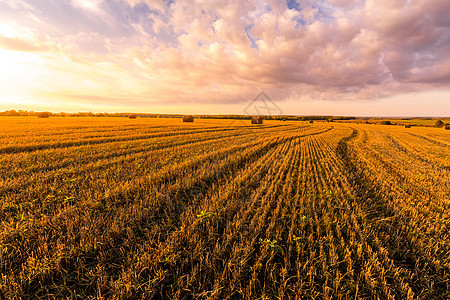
[122,0,450,101]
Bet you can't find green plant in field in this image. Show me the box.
[259,238,283,253]
[196,210,216,223]
[292,235,305,250]
[323,190,334,196]
[63,196,75,204]
[160,255,175,265]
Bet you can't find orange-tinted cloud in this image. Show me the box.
[0,0,449,110]
[0,34,45,51]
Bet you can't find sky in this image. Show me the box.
[0,0,449,116]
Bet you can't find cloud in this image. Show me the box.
[0,0,36,10]
[0,34,45,51]
[71,0,103,12]
[125,0,167,11]
[0,23,57,52]
[1,0,449,107]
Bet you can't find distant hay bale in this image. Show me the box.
[37,112,50,118]
[183,115,194,122]
[128,114,137,119]
[445,125,450,130]
[309,120,314,124]
[435,120,444,128]
[405,124,411,128]
[381,120,391,125]
[251,116,263,124]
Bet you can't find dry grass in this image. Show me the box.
[0,117,448,299]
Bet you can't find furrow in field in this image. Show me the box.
[0,124,302,174]
[336,127,449,298]
[0,132,273,219]
[0,127,265,184]
[376,132,450,199]
[1,129,303,298]
[0,123,296,146]
[352,129,449,230]
[309,128,412,298]
[137,132,301,298]
[0,125,308,199]
[405,132,450,148]
[3,119,447,299]
[136,126,338,298]
[0,127,246,154]
[387,130,450,169]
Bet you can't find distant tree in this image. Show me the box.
[4,110,20,116]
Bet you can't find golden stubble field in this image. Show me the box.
[0,117,449,299]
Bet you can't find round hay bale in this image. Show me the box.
[37,112,50,118]
[251,116,263,124]
[183,115,194,122]
[404,124,411,128]
[309,120,314,124]
[128,114,137,119]
[435,120,444,128]
[445,125,450,130]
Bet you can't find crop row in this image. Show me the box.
[0,118,448,299]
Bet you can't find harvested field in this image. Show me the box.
[0,117,449,299]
